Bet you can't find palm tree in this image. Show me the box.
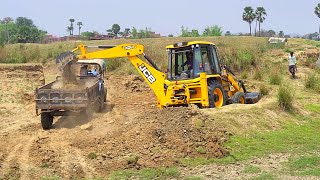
[2,17,13,44]
[255,7,267,37]
[77,22,83,35]
[314,3,320,40]
[69,19,75,36]
[242,6,256,36]
[67,26,72,36]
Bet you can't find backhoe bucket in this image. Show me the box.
[245,92,261,104]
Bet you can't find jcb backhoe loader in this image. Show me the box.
[70,41,261,108]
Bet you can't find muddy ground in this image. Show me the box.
[0,65,228,179]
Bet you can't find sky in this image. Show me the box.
[0,0,319,37]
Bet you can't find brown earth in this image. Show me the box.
[0,65,228,179]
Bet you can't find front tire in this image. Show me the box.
[208,80,226,108]
[231,92,246,104]
[41,112,53,130]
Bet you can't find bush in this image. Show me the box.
[269,72,282,85]
[253,70,263,80]
[304,73,319,90]
[277,85,294,111]
[240,71,249,79]
[259,84,270,96]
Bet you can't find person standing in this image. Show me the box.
[288,51,297,79]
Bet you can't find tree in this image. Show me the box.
[107,24,121,37]
[225,31,231,36]
[191,29,200,37]
[69,19,75,36]
[279,31,284,38]
[16,17,35,27]
[81,31,95,40]
[77,22,83,35]
[132,27,137,38]
[242,6,256,36]
[168,34,174,37]
[202,25,223,36]
[2,17,13,44]
[67,26,72,36]
[181,26,191,37]
[314,3,320,40]
[255,7,267,36]
[121,28,131,37]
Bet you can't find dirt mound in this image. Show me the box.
[69,106,228,175]
[124,76,149,92]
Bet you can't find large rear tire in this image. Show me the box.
[232,92,246,104]
[41,112,53,130]
[208,80,226,108]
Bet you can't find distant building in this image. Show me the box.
[42,35,81,44]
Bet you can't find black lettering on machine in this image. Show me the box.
[138,64,156,84]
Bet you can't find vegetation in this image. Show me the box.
[314,3,320,39]
[304,72,320,92]
[108,167,180,180]
[181,25,223,37]
[0,17,46,45]
[277,84,294,111]
[77,22,83,35]
[242,6,256,36]
[107,24,121,37]
[255,7,267,36]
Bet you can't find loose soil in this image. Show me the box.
[0,65,227,179]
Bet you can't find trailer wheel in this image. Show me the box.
[232,92,246,104]
[41,112,53,130]
[208,80,226,108]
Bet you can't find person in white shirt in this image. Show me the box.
[288,51,297,79]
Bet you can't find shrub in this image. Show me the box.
[304,73,319,90]
[269,72,282,85]
[259,84,270,96]
[277,85,294,111]
[253,70,263,80]
[240,71,249,79]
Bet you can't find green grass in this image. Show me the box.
[305,104,320,113]
[250,172,275,180]
[87,152,97,159]
[224,118,320,162]
[195,146,206,154]
[243,165,262,174]
[288,155,320,176]
[41,176,61,180]
[185,176,204,180]
[179,156,236,167]
[108,167,180,180]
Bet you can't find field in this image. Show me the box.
[0,37,319,179]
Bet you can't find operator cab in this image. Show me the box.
[167,41,221,80]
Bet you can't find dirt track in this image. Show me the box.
[0,65,228,179]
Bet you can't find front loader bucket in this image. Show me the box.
[245,92,261,104]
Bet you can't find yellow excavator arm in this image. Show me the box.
[72,44,168,107]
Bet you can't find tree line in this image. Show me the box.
[0,17,46,46]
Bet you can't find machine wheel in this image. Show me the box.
[208,80,226,108]
[231,92,246,104]
[41,112,53,130]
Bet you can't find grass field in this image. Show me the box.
[0,36,320,179]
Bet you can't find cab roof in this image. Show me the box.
[166,41,215,49]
